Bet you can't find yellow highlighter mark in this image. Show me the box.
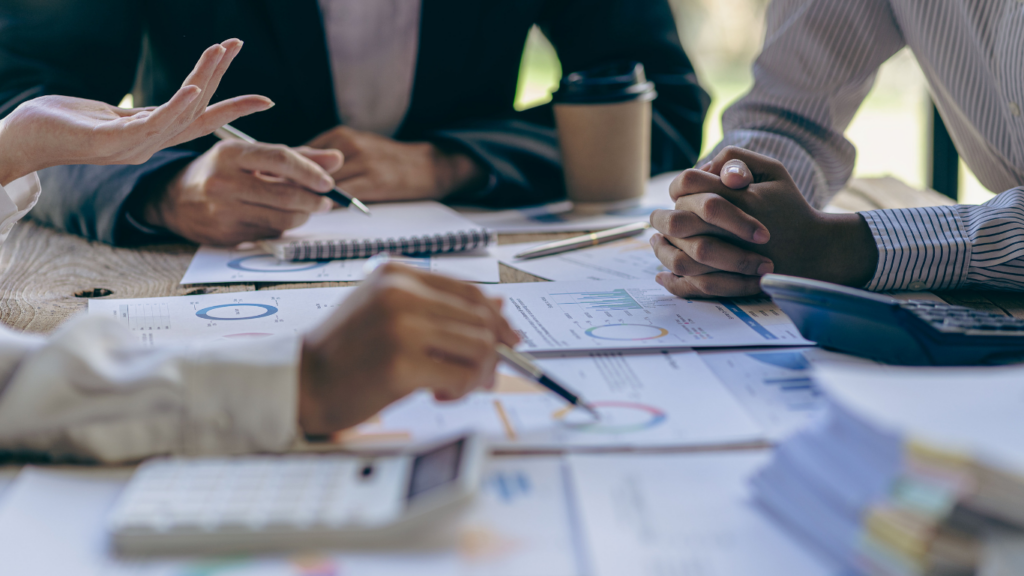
[493,400,517,440]
[551,404,575,420]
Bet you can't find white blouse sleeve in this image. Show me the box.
[0,315,301,463]
[0,173,41,243]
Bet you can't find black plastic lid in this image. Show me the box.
[552,61,657,105]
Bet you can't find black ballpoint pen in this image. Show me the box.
[497,344,601,420]
[213,124,371,215]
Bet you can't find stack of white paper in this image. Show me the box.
[751,363,1024,575]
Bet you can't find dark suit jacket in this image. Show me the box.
[0,0,708,245]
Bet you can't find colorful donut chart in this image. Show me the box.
[196,303,279,321]
[585,324,669,341]
[555,401,667,434]
[227,254,328,273]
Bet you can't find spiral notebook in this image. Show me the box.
[260,200,495,261]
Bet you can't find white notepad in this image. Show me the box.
[260,200,494,261]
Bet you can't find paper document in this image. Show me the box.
[0,458,581,576]
[457,172,677,233]
[86,288,764,451]
[341,350,763,450]
[567,451,842,576]
[493,229,665,281]
[88,286,355,346]
[815,363,1024,476]
[181,246,499,284]
[487,280,812,353]
[699,347,876,440]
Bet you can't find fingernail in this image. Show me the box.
[318,198,333,213]
[319,176,335,191]
[752,228,770,243]
[726,165,743,175]
[655,273,665,286]
[700,162,713,172]
[649,235,658,247]
[266,99,275,108]
[757,261,774,276]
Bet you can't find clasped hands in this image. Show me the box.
[649,147,879,298]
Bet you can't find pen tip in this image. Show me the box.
[351,198,371,215]
[582,403,601,421]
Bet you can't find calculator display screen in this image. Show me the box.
[407,438,464,501]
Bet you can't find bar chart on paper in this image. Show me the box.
[700,348,876,440]
[488,280,812,353]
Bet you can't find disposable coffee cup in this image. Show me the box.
[552,61,657,214]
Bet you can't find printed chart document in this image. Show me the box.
[457,172,677,234]
[181,246,500,284]
[492,229,666,282]
[699,347,876,440]
[88,286,355,346]
[487,280,812,353]
[87,287,767,450]
[567,451,842,576]
[0,458,581,576]
[341,350,763,450]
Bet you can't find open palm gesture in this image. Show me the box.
[0,38,271,186]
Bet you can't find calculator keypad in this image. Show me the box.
[899,300,1024,335]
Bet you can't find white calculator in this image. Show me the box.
[108,434,487,556]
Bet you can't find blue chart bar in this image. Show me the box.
[765,377,817,392]
[551,289,643,311]
[489,471,532,503]
[721,300,777,340]
[764,377,820,410]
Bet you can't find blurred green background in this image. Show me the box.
[512,0,993,205]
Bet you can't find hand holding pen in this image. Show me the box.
[215,124,370,215]
[364,253,601,420]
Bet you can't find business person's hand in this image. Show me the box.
[297,263,520,436]
[649,147,878,298]
[143,140,343,245]
[0,39,272,188]
[306,125,488,202]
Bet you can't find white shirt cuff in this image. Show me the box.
[180,335,302,456]
[0,172,41,243]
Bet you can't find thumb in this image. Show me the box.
[296,146,344,173]
[720,160,754,190]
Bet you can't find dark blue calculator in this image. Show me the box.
[761,274,1024,366]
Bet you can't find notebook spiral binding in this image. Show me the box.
[279,229,496,261]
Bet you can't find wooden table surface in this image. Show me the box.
[3,176,1024,334]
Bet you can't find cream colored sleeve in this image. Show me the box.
[0,315,301,463]
[0,172,41,243]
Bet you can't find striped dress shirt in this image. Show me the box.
[708,0,1024,291]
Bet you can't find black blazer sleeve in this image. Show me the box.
[0,0,194,244]
[441,0,709,208]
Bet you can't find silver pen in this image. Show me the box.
[513,222,650,260]
[213,124,371,215]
